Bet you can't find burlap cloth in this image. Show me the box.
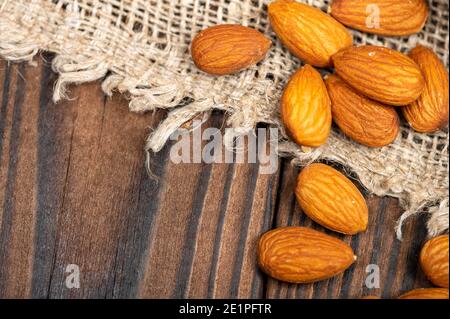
[0,0,448,238]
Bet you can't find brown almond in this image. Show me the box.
[398,288,449,299]
[420,234,449,288]
[402,45,449,133]
[191,24,271,75]
[268,0,352,67]
[280,65,332,147]
[295,163,368,235]
[332,45,425,106]
[258,227,356,283]
[325,74,400,147]
[329,0,428,36]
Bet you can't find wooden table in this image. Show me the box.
[0,55,432,299]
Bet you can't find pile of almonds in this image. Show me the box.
[190,0,449,298]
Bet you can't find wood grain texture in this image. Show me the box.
[0,58,433,299]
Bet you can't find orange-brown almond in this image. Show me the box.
[361,296,381,299]
[258,227,356,283]
[419,234,449,288]
[332,45,425,106]
[398,288,449,299]
[191,24,271,75]
[280,65,332,147]
[329,0,428,36]
[402,45,449,133]
[295,163,368,235]
[268,0,352,67]
[325,74,399,147]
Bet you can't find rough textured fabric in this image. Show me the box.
[0,0,448,238]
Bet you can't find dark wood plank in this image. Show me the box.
[31,56,81,298]
[0,61,40,298]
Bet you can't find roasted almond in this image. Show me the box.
[191,24,271,75]
[329,0,428,36]
[280,65,332,147]
[332,45,425,106]
[420,235,449,288]
[402,45,449,133]
[295,163,368,235]
[268,0,352,67]
[258,226,356,283]
[325,74,399,147]
[398,288,449,299]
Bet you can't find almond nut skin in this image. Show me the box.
[258,226,356,284]
[281,65,332,147]
[191,24,271,75]
[268,0,352,67]
[329,0,428,36]
[295,163,368,235]
[332,45,425,106]
[398,288,449,299]
[402,45,449,133]
[325,74,399,147]
[419,235,449,288]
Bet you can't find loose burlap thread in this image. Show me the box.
[0,0,448,238]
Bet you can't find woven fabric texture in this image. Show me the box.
[0,0,448,238]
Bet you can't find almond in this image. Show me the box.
[191,24,271,75]
[295,163,368,235]
[329,0,428,36]
[361,296,381,299]
[419,235,449,288]
[268,0,352,67]
[258,226,356,283]
[332,45,425,106]
[402,45,449,133]
[325,74,399,147]
[398,288,449,299]
[280,65,332,147]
